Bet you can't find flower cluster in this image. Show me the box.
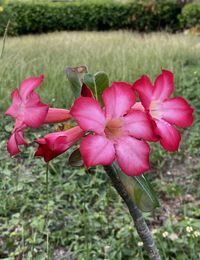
[5,70,194,176]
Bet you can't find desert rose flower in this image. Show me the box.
[71,82,157,176]
[5,75,49,155]
[35,126,84,162]
[5,75,71,156]
[133,70,194,151]
[5,75,48,127]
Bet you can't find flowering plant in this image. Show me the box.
[5,66,193,259]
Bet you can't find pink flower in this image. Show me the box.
[5,75,48,127]
[5,75,49,155]
[71,82,157,176]
[35,126,84,162]
[5,75,71,156]
[133,70,194,152]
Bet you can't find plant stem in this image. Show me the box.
[46,163,49,202]
[45,163,50,260]
[0,20,10,59]
[104,165,161,260]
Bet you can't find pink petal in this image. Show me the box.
[20,92,49,127]
[103,82,135,119]
[44,108,71,124]
[132,102,145,112]
[70,97,106,134]
[161,97,194,128]
[115,136,150,176]
[35,138,56,162]
[24,102,49,128]
[155,119,181,152]
[15,129,27,145]
[6,76,48,128]
[7,123,27,156]
[19,75,44,100]
[132,75,153,109]
[25,106,48,127]
[35,126,84,162]
[153,70,174,101]
[5,89,21,118]
[80,135,115,167]
[46,126,84,149]
[123,110,157,141]
[35,136,69,162]
[7,133,21,156]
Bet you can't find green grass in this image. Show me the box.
[0,31,200,259]
[0,31,200,110]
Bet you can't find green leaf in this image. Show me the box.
[68,148,83,167]
[94,71,109,104]
[65,65,88,99]
[112,162,159,212]
[83,71,109,103]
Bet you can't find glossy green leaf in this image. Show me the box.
[112,162,159,212]
[68,148,83,167]
[83,71,110,103]
[94,71,109,105]
[65,65,88,99]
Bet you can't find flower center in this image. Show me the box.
[105,118,123,141]
[149,100,162,120]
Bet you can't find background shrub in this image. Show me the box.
[179,2,200,29]
[154,0,182,31]
[0,1,183,36]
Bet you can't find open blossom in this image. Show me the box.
[5,75,48,155]
[133,70,194,151]
[35,126,84,162]
[5,75,71,156]
[71,82,157,176]
[5,75,48,128]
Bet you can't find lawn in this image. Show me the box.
[0,31,200,259]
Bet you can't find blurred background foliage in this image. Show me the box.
[0,0,200,36]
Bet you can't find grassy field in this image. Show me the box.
[1,31,200,110]
[0,31,200,259]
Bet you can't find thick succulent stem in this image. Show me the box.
[104,165,161,260]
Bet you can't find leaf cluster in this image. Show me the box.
[179,2,200,28]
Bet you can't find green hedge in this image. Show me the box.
[0,1,182,36]
[179,2,200,29]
